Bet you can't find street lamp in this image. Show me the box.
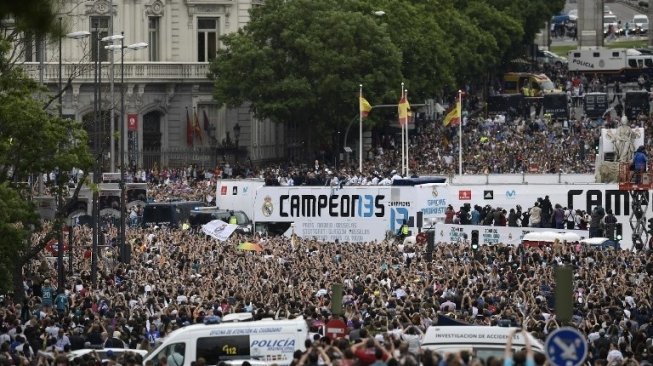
[102,34,124,173]
[57,19,89,290]
[105,34,148,263]
[233,123,241,162]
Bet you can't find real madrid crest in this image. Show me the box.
[432,186,438,198]
[262,195,273,217]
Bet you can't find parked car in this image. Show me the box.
[580,237,620,250]
[536,50,567,67]
[603,14,620,36]
[632,14,649,34]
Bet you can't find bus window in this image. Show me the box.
[646,58,653,68]
[629,59,638,68]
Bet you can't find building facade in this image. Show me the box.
[22,0,285,172]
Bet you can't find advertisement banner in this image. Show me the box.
[127,114,138,131]
[432,224,589,246]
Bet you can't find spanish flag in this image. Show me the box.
[193,109,203,142]
[443,98,461,126]
[398,95,410,125]
[360,97,372,118]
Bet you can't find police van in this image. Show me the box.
[421,326,545,360]
[143,315,308,366]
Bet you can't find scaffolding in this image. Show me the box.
[618,163,653,250]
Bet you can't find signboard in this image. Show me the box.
[325,319,347,340]
[458,190,471,200]
[625,91,650,120]
[543,93,568,119]
[433,224,588,246]
[545,327,588,366]
[487,94,524,117]
[584,93,608,119]
[127,114,138,131]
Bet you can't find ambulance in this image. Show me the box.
[143,315,308,366]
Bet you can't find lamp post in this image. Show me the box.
[57,20,90,290]
[106,36,147,263]
[91,21,100,288]
[102,34,125,173]
[233,123,241,162]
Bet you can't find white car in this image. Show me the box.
[536,50,567,67]
[39,348,149,362]
[603,14,619,35]
[632,14,649,34]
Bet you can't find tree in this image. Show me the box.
[210,0,403,149]
[210,0,565,150]
[0,183,39,293]
[0,0,59,35]
[0,37,92,299]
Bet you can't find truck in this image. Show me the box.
[567,48,653,81]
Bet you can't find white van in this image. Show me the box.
[421,326,545,360]
[144,316,309,366]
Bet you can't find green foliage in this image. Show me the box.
[211,0,403,134]
[0,0,59,35]
[0,33,92,294]
[0,41,93,187]
[0,183,39,292]
[210,0,564,145]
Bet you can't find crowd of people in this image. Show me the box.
[3,218,652,366]
[12,53,653,366]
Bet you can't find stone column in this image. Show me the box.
[578,0,604,48]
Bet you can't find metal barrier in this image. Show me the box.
[133,146,243,170]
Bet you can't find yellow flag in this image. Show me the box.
[359,97,372,118]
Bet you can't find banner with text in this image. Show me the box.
[432,224,589,246]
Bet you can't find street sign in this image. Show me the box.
[325,319,347,340]
[545,327,588,366]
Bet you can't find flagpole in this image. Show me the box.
[458,90,463,176]
[405,88,409,177]
[359,84,363,173]
[400,82,405,176]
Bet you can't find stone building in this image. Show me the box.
[22,0,284,172]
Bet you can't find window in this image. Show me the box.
[612,52,620,57]
[196,336,250,365]
[23,32,45,62]
[593,52,600,57]
[90,16,109,62]
[150,342,186,366]
[148,17,160,61]
[629,59,637,68]
[197,18,219,62]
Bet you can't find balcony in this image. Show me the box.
[21,62,212,84]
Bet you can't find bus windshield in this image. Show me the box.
[143,205,174,226]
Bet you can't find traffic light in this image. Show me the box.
[615,223,623,242]
[648,218,653,235]
[471,230,479,251]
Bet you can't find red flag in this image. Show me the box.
[186,109,193,147]
[193,110,203,143]
[203,110,210,133]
